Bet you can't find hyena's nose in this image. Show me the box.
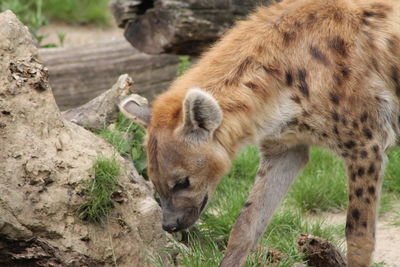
[162,223,178,233]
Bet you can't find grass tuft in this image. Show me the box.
[176,56,192,77]
[383,147,400,193]
[41,0,111,25]
[99,112,147,178]
[288,147,348,213]
[78,156,120,224]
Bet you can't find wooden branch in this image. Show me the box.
[62,74,133,130]
[297,234,347,267]
[39,38,180,110]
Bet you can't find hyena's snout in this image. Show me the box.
[161,206,198,232]
[161,194,209,232]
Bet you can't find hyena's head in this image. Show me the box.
[119,88,231,232]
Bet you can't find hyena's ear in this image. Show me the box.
[118,94,151,128]
[182,88,222,142]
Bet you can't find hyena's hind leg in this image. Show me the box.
[344,143,387,267]
[220,143,310,267]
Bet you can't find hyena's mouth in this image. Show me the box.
[199,194,208,213]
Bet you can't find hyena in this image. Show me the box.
[120,0,400,266]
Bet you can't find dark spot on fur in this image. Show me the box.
[360,112,368,123]
[352,121,359,129]
[344,140,356,149]
[245,82,257,90]
[355,188,364,198]
[342,152,349,158]
[283,31,296,45]
[309,46,330,65]
[368,163,376,175]
[328,36,348,57]
[365,197,371,204]
[244,202,252,208]
[332,112,340,122]
[362,17,371,26]
[341,65,351,78]
[329,93,340,105]
[358,167,365,177]
[333,125,339,135]
[368,186,375,195]
[298,69,309,97]
[362,7,388,19]
[362,221,367,228]
[351,172,357,181]
[285,71,294,86]
[363,127,373,139]
[299,123,311,131]
[288,118,299,126]
[236,58,252,78]
[342,118,348,126]
[360,150,368,158]
[387,35,400,55]
[322,132,328,138]
[352,209,361,221]
[372,145,379,153]
[262,65,280,76]
[291,95,301,104]
[346,221,353,234]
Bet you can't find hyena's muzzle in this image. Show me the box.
[160,194,208,232]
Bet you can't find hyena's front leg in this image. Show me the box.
[345,146,386,267]
[220,143,310,267]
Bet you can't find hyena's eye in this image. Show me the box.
[172,177,190,192]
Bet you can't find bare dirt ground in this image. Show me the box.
[38,21,123,47]
[313,208,400,267]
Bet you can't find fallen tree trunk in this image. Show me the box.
[39,39,180,110]
[110,0,273,55]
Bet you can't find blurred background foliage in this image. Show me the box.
[0,0,111,46]
[0,0,110,27]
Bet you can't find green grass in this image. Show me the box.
[41,0,110,25]
[1,0,47,42]
[164,145,399,266]
[1,0,110,28]
[77,155,121,224]
[176,56,192,77]
[99,112,147,178]
[288,148,348,213]
[383,147,400,193]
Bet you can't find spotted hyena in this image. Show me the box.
[119,0,400,266]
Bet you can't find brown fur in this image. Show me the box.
[141,0,400,266]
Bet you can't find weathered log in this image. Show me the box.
[297,234,347,267]
[62,74,134,130]
[109,0,273,55]
[39,38,180,110]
